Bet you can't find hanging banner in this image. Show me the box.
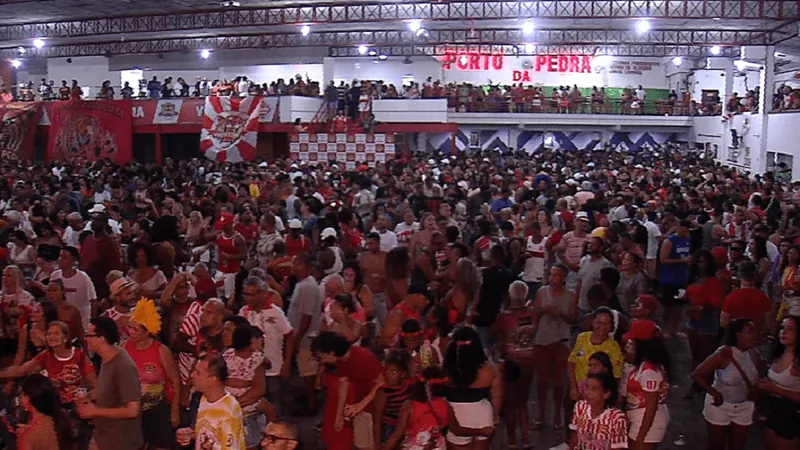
[200,95,262,162]
[47,99,133,164]
[0,102,41,162]
[289,133,396,168]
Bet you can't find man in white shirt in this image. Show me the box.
[93,180,112,204]
[635,85,647,101]
[84,204,122,235]
[50,246,97,329]
[239,276,293,414]
[62,212,85,248]
[372,215,398,252]
[237,77,250,97]
[642,208,662,280]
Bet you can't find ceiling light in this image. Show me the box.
[378,54,388,60]
[300,25,310,36]
[368,49,377,56]
[200,49,211,59]
[524,43,536,53]
[33,38,44,49]
[522,21,535,35]
[415,28,428,38]
[10,59,21,69]
[408,20,421,32]
[358,45,368,55]
[635,19,651,34]
[16,47,25,55]
[710,45,721,56]
[672,56,683,66]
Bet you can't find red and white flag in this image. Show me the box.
[199,96,262,162]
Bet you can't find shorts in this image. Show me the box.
[702,394,754,426]
[533,342,569,387]
[446,399,493,445]
[628,405,669,443]
[764,395,800,439]
[243,412,266,449]
[380,424,396,443]
[216,271,237,298]
[141,401,174,448]
[660,284,686,308]
[297,346,319,377]
[353,411,374,449]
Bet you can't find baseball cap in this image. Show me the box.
[109,278,136,297]
[636,294,659,315]
[88,204,106,214]
[218,212,234,225]
[576,211,590,222]
[288,219,302,229]
[321,227,337,240]
[623,319,661,341]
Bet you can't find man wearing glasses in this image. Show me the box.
[261,420,300,450]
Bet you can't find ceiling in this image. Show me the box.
[0,0,797,58]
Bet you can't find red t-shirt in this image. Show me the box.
[235,222,259,244]
[284,234,311,257]
[723,287,772,331]
[35,348,95,404]
[335,346,384,408]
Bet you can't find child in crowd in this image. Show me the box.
[569,372,628,450]
[374,350,414,448]
[382,367,453,450]
[579,352,614,401]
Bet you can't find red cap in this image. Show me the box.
[712,246,729,265]
[623,320,661,341]
[218,212,234,225]
[637,294,659,314]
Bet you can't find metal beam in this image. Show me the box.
[0,28,769,57]
[0,0,797,41]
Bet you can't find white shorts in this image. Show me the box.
[215,271,237,298]
[446,399,493,445]
[702,394,754,426]
[628,405,669,443]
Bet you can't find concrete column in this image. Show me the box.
[322,56,335,88]
[754,46,775,175]
[720,58,735,162]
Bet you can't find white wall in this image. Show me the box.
[691,68,761,101]
[220,65,323,85]
[766,113,800,180]
[47,56,114,96]
[332,57,442,87]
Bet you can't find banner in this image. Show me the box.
[200,96,262,162]
[47,99,132,164]
[0,102,41,162]
[290,133,396,168]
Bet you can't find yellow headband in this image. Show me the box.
[130,297,162,335]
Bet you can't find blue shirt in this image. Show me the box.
[660,234,691,286]
[490,197,514,224]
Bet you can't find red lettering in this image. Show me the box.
[569,56,579,72]
[522,71,531,82]
[535,55,547,71]
[469,53,480,70]
[442,52,456,70]
[456,53,469,71]
[558,55,569,72]
[480,54,489,70]
[548,55,557,72]
[491,54,503,70]
[581,55,592,73]
[512,70,522,82]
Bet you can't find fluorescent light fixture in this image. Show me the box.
[635,19,651,34]
[33,38,44,49]
[524,43,536,53]
[10,59,21,69]
[672,56,683,66]
[378,54,388,60]
[710,45,721,55]
[415,28,428,37]
[522,21,535,35]
[368,49,377,56]
[358,45,368,55]
[408,20,421,32]
[300,25,310,36]
[16,47,25,55]
[200,49,211,59]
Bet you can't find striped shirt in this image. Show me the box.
[179,301,203,385]
[381,379,413,426]
[569,400,628,450]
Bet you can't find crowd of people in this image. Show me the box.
[0,144,795,450]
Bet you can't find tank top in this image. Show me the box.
[217,233,242,274]
[702,221,722,250]
[404,399,448,449]
[712,347,758,404]
[501,309,537,362]
[533,286,572,346]
[476,236,493,263]
[124,339,169,410]
[768,364,800,393]
[522,236,547,283]
[381,379,413,426]
[660,234,691,286]
[324,246,344,275]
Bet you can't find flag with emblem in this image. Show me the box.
[200,96,262,162]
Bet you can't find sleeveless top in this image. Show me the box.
[712,347,758,404]
[404,399,448,450]
[660,234,691,286]
[522,236,548,283]
[476,236,493,263]
[381,379,413,426]
[324,246,344,275]
[217,233,242,274]
[768,364,800,393]
[500,309,537,362]
[124,339,170,411]
[534,286,572,346]
[446,386,490,403]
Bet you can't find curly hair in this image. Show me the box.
[444,326,487,387]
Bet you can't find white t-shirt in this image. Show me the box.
[394,222,419,245]
[376,229,398,252]
[635,88,646,100]
[644,220,662,260]
[62,226,83,248]
[93,190,112,204]
[50,269,97,330]
[239,304,293,376]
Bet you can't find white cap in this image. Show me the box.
[587,162,595,168]
[88,204,106,214]
[321,227,338,239]
[288,219,302,229]
[576,211,590,222]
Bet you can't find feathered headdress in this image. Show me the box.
[130,297,161,335]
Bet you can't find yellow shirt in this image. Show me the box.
[568,331,624,382]
[195,393,246,450]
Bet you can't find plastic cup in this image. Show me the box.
[176,428,193,446]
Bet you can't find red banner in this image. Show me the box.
[47,99,132,164]
[0,102,41,162]
[200,96,262,162]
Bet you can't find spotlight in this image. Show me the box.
[710,45,721,56]
[358,45,368,55]
[635,19,651,34]
[368,49,377,56]
[408,20,421,32]
[10,59,21,69]
[200,49,211,59]
[524,43,536,53]
[301,25,310,36]
[16,47,25,55]
[33,38,44,49]
[415,28,428,38]
[378,54,388,60]
[522,21,535,35]
[672,56,683,66]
